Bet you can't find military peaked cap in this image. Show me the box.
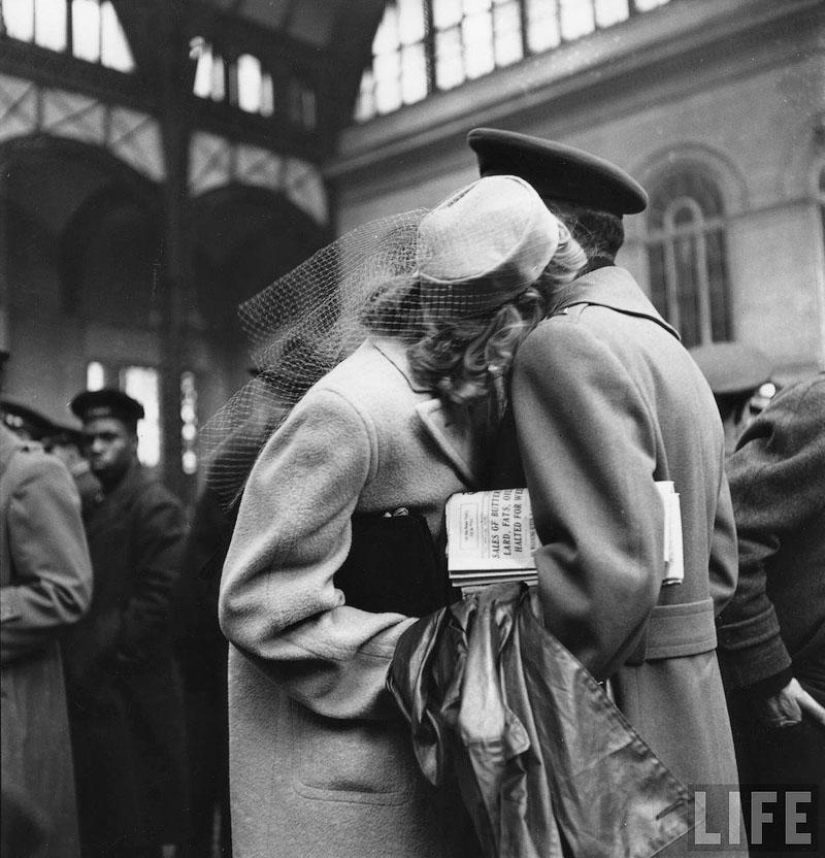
[0,397,56,440]
[70,388,145,425]
[467,127,648,216]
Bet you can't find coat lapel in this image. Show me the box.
[414,398,482,487]
[371,337,483,487]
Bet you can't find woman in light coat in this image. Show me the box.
[219,175,587,858]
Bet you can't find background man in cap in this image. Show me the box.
[471,128,740,852]
[0,396,60,442]
[65,388,189,858]
[0,398,102,512]
[689,341,775,456]
[42,421,102,515]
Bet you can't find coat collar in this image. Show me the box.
[553,267,680,340]
[371,337,483,487]
[97,460,144,506]
[370,336,429,392]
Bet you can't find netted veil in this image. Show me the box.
[200,209,428,511]
[200,175,563,510]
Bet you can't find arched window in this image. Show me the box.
[646,169,731,349]
[355,0,670,121]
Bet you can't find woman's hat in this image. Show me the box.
[416,175,560,315]
[200,179,566,508]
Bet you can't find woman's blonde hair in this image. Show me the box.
[362,221,587,406]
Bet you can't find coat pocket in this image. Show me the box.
[290,699,416,805]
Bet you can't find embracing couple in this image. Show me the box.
[216,129,739,858]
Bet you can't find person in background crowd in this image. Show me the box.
[1,354,94,858]
[717,372,825,849]
[64,388,189,858]
[470,128,741,854]
[45,421,103,515]
[0,398,102,511]
[172,368,281,858]
[172,480,234,858]
[689,341,775,456]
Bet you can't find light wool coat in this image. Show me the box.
[220,338,483,858]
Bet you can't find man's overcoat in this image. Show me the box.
[220,338,483,858]
[63,462,189,853]
[1,426,93,858]
[718,372,825,701]
[491,267,740,853]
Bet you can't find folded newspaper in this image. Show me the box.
[445,484,683,595]
[445,489,539,594]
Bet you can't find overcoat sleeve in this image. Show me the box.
[219,388,416,721]
[510,321,663,680]
[116,483,187,662]
[1,453,93,663]
[708,475,738,618]
[716,378,825,691]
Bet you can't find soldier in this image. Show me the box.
[470,128,741,854]
[1,364,93,858]
[65,388,189,858]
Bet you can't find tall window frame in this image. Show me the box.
[355,0,670,121]
[0,0,135,72]
[645,168,731,349]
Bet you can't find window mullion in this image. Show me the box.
[696,227,713,344]
[663,237,680,334]
[66,0,73,56]
[518,0,529,58]
[98,0,104,64]
[424,0,436,95]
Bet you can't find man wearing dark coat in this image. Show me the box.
[64,388,189,858]
[471,128,741,855]
[718,372,825,849]
[171,482,234,858]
